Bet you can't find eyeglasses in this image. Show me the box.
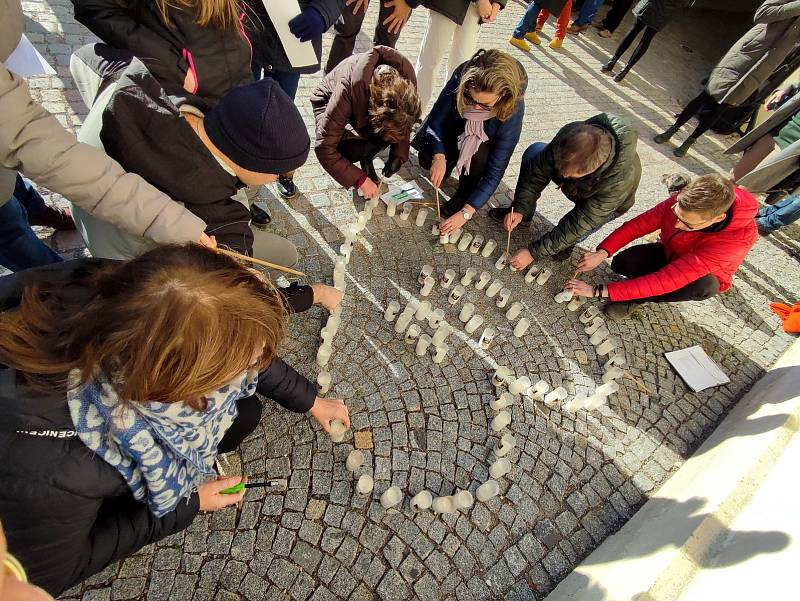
[464,89,497,111]
[671,204,710,230]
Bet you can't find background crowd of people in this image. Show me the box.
[0,0,798,597]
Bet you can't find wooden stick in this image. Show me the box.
[505,208,513,256]
[216,247,306,277]
[406,201,435,206]
[623,370,652,395]
[435,188,441,222]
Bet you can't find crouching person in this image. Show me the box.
[565,174,758,320]
[0,245,350,597]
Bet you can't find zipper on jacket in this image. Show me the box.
[182,48,199,94]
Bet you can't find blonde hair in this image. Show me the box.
[554,125,613,175]
[456,49,524,122]
[678,174,735,218]
[369,65,422,144]
[151,0,241,32]
[0,245,286,410]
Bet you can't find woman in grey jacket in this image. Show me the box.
[654,0,800,157]
[601,0,690,83]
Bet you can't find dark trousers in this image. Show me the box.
[251,66,301,100]
[671,90,729,141]
[337,136,391,169]
[325,3,404,73]
[417,140,491,202]
[610,19,658,73]
[217,395,263,454]
[601,0,635,32]
[611,243,720,304]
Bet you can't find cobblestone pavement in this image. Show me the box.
[13,0,800,599]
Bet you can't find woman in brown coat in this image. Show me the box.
[310,46,421,200]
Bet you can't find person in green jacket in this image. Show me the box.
[489,113,641,270]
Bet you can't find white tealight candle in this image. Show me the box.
[602,366,624,382]
[441,269,456,288]
[495,288,512,308]
[585,317,605,335]
[419,264,434,285]
[567,297,586,311]
[316,345,332,367]
[410,490,433,512]
[431,324,451,347]
[439,233,449,245]
[478,327,496,349]
[596,338,618,356]
[491,410,511,432]
[454,490,474,510]
[535,268,552,285]
[489,458,512,479]
[415,300,432,321]
[595,381,620,397]
[495,433,517,457]
[508,378,526,396]
[495,253,509,271]
[492,367,512,387]
[604,354,626,370]
[583,393,607,410]
[524,264,541,284]
[420,276,435,297]
[432,496,455,514]
[357,474,374,495]
[464,315,484,334]
[481,239,497,258]
[543,386,568,407]
[475,480,500,502]
[449,229,463,245]
[415,334,432,356]
[554,290,573,304]
[457,232,473,252]
[470,234,484,254]
[589,326,610,346]
[579,306,601,324]
[458,302,476,323]
[386,202,396,217]
[384,301,401,322]
[490,392,514,410]
[432,344,449,364]
[415,208,429,227]
[428,308,445,329]
[329,419,347,442]
[431,223,440,235]
[380,486,403,509]
[394,314,412,334]
[460,268,477,287]
[485,280,503,298]
[475,271,492,290]
[399,203,413,220]
[448,284,466,305]
[529,380,550,400]
[505,301,524,321]
[317,371,332,394]
[333,270,346,290]
[513,318,531,337]
[405,323,422,344]
[563,395,586,412]
[365,198,380,211]
[346,450,364,472]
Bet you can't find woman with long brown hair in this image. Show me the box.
[0,245,350,597]
[412,48,526,234]
[311,46,421,201]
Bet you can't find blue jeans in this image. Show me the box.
[573,0,606,26]
[251,65,301,100]
[0,176,62,271]
[513,3,543,38]
[756,195,800,233]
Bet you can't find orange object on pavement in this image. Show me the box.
[769,302,800,333]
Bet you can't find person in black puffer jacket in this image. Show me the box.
[0,246,351,597]
[71,0,252,108]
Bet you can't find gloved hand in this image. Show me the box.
[289,7,326,42]
[382,156,404,178]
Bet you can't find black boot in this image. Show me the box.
[277,174,298,199]
[250,203,272,229]
[441,197,466,218]
[600,60,615,73]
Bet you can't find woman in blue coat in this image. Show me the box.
[412,48,526,235]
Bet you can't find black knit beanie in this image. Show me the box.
[204,78,310,174]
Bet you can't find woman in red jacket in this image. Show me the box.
[565,174,758,320]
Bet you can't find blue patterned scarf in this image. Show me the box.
[67,369,258,517]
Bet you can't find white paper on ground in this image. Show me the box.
[262,0,317,68]
[664,345,730,392]
[4,34,56,76]
[380,181,425,206]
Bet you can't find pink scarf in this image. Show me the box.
[453,107,496,177]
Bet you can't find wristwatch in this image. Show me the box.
[460,208,472,221]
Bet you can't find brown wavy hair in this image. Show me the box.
[369,65,422,144]
[0,245,287,409]
[456,49,524,122]
[147,0,242,32]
